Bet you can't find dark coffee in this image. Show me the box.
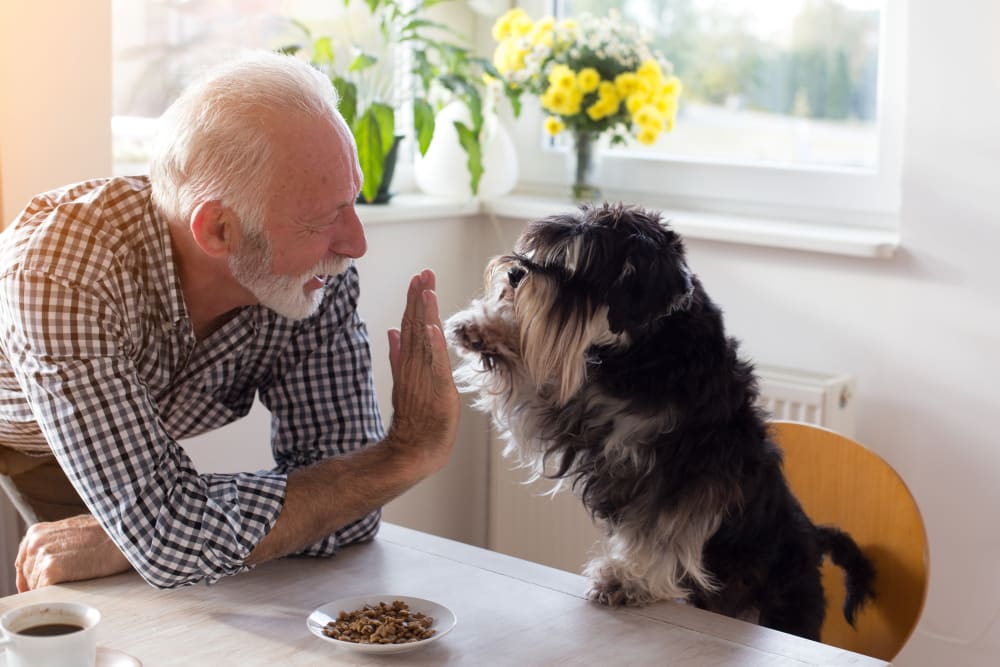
[17,623,84,636]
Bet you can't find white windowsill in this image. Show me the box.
[360,192,900,260]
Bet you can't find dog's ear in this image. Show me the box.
[606,231,694,334]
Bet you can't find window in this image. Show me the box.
[111,0,411,176]
[112,0,302,175]
[508,0,905,228]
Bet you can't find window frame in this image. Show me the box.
[502,0,907,230]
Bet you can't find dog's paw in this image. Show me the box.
[586,577,653,608]
[449,320,491,354]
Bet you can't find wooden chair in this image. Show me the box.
[770,420,929,662]
[0,473,39,526]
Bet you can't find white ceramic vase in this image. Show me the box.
[414,101,518,200]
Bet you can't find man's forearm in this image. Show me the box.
[244,438,425,565]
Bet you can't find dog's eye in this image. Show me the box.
[508,267,526,289]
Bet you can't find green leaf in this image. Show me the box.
[332,77,357,128]
[313,36,334,66]
[438,75,483,133]
[354,112,385,204]
[369,102,396,159]
[413,98,436,156]
[348,52,378,72]
[399,18,446,35]
[353,105,395,204]
[454,121,483,196]
[505,87,523,118]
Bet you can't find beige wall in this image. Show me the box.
[0,1,112,226]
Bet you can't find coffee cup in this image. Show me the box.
[0,602,100,667]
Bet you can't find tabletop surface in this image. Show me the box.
[0,523,887,666]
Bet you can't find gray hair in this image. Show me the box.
[149,50,347,232]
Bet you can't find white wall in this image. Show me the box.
[0,1,112,225]
[3,2,1000,665]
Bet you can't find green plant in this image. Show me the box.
[287,0,507,203]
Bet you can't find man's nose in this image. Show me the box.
[333,207,367,258]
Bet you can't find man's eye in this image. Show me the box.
[508,267,525,288]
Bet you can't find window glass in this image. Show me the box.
[560,0,884,172]
[111,0,402,175]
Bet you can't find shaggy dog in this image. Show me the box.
[444,202,875,640]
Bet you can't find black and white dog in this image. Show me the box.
[444,202,875,640]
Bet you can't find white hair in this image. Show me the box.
[149,50,348,232]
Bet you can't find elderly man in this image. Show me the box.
[0,51,459,591]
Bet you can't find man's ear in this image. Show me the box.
[190,201,238,258]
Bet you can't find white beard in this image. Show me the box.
[228,226,351,320]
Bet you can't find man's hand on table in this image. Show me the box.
[15,514,132,592]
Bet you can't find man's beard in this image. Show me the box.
[228,225,351,320]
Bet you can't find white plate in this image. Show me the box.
[306,595,456,655]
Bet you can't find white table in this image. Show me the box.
[0,523,887,666]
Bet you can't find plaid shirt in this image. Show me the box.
[0,177,384,588]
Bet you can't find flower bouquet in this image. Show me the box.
[492,8,682,201]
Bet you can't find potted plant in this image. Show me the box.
[287,0,509,203]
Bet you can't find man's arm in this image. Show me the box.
[246,269,459,564]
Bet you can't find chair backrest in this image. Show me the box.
[0,473,40,526]
[770,420,929,662]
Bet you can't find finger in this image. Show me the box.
[400,274,421,351]
[15,531,35,592]
[420,268,437,294]
[16,560,28,592]
[31,554,59,590]
[427,324,453,376]
[387,329,401,377]
[421,288,443,329]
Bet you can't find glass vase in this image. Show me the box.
[568,130,603,203]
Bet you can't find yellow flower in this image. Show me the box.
[587,100,617,121]
[492,8,529,42]
[564,88,584,115]
[511,12,534,38]
[493,41,527,75]
[577,68,601,93]
[653,94,678,117]
[637,59,663,82]
[557,18,578,32]
[543,86,581,116]
[661,75,683,97]
[544,116,565,136]
[636,126,659,145]
[614,72,639,98]
[529,17,556,47]
[548,64,576,90]
[597,81,619,104]
[634,76,653,99]
[625,92,645,114]
[632,103,660,128]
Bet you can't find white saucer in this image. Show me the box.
[0,646,141,666]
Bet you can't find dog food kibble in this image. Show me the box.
[322,600,436,645]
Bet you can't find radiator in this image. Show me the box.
[486,364,858,573]
[756,364,856,438]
